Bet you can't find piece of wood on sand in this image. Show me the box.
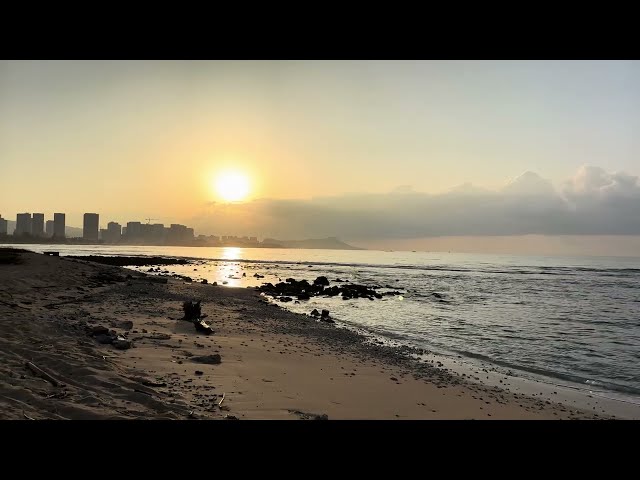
[25,362,62,387]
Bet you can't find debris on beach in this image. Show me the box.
[183,301,202,321]
[194,320,214,335]
[191,354,221,365]
[113,336,132,350]
[25,361,62,387]
[182,300,214,335]
[86,324,133,349]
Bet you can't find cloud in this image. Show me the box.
[563,165,640,200]
[190,166,640,240]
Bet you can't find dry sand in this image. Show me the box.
[0,249,599,420]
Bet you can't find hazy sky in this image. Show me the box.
[1,60,639,253]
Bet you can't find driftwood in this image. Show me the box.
[25,362,60,387]
[218,392,225,407]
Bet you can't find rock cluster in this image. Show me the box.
[258,276,403,302]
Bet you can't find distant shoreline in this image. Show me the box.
[0,237,365,251]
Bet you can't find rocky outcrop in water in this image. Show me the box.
[258,276,403,302]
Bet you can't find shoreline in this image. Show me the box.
[0,249,631,419]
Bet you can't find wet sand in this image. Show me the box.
[0,249,601,419]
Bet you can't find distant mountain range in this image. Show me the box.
[263,237,364,250]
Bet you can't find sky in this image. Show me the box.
[1,60,639,254]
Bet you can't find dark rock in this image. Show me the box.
[89,325,110,336]
[113,338,132,350]
[321,309,330,318]
[195,370,204,376]
[201,279,208,284]
[117,320,134,331]
[212,282,218,286]
[191,354,221,365]
[313,276,330,286]
[95,334,114,344]
[297,292,310,300]
[225,415,239,420]
[310,309,320,317]
[242,273,246,277]
[432,292,443,299]
[334,278,344,282]
[314,414,329,420]
[279,296,293,302]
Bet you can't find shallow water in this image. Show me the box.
[11,244,640,402]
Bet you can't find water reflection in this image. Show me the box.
[221,247,242,261]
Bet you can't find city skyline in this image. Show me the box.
[0,210,272,246]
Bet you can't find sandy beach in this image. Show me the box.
[0,249,602,420]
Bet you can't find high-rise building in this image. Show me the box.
[0,216,7,235]
[105,222,122,243]
[167,224,193,244]
[83,213,99,242]
[126,221,142,241]
[45,220,55,237]
[32,213,44,237]
[15,213,32,236]
[53,213,65,238]
[150,223,165,243]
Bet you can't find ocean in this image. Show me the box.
[10,244,640,404]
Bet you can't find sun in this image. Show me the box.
[215,171,250,202]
